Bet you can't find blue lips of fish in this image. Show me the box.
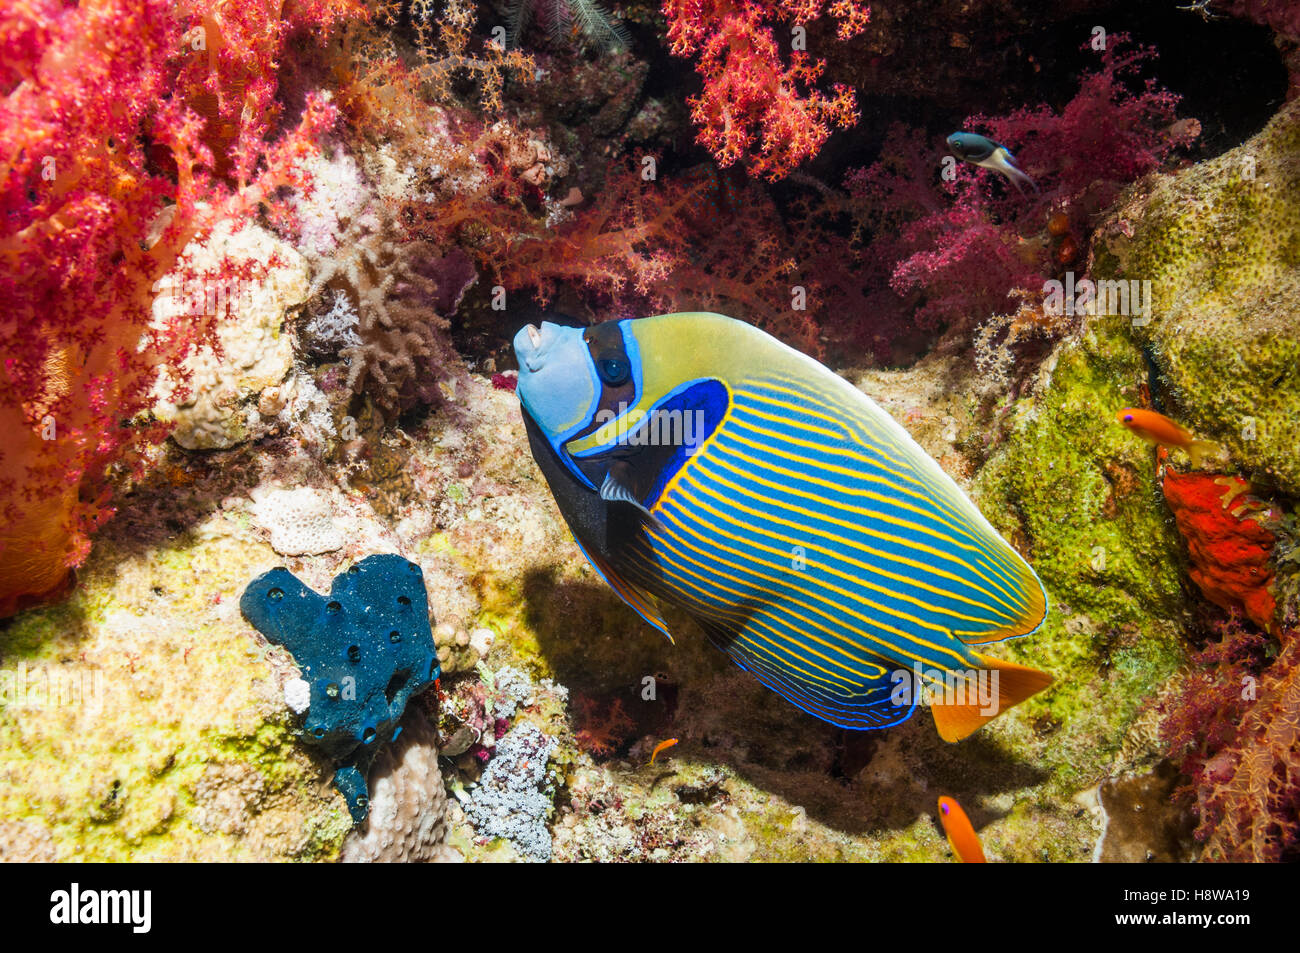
[947,131,1038,194]
[513,313,1053,741]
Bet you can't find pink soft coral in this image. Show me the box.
[0,0,361,615]
[839,36,1197,350]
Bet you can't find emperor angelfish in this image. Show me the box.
[513,314,1052,741]
[947,132,1038,194]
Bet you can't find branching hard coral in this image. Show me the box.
[285,110,527,421]
[0,0,358,616]
[663,0,870,180]
[302,200,456,420]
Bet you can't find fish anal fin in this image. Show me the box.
[931,654,1054,742]
[699,616,917,731]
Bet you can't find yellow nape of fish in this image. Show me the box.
[930,654,1055,743]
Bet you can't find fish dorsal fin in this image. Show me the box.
[570,534,673,643]
[600,462,664,530]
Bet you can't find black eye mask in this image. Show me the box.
[576,322,637,427]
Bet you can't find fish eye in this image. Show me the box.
[1123,414,1133,422]
[596,356,630,386]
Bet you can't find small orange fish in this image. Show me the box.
[938,796,987,863]
[1116,408,1219,468]
[649,738,678,765]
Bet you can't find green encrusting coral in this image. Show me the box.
[972,314,1189,789]
[1092,98,1300,497]
[967,100,1300,798]
[0,530,353,861]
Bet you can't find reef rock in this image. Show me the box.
[340,709,459,863]
[1092,98,1300,496]
[153,222,309,450]
[972,315,1189,790]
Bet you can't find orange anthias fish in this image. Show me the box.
[1116,408,1220,468]
[938,796,987,863]
[650,738,678,765]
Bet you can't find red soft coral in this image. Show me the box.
[498,158,824,355]
[664,0,869,180]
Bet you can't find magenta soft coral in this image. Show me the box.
[969,37,1195,217]
[664,0,870,180]
[0,0,361,616]
[840,37,1197,345]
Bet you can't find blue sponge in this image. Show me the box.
[240,554,441,823]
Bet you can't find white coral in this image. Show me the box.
[283,677,311,715]
[302,289,362,356]
[249,487,345,556]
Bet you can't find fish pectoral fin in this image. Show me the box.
[600,463,664,530]
[931,654,1054,742]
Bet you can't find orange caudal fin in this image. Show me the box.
[930,655,1054,742]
